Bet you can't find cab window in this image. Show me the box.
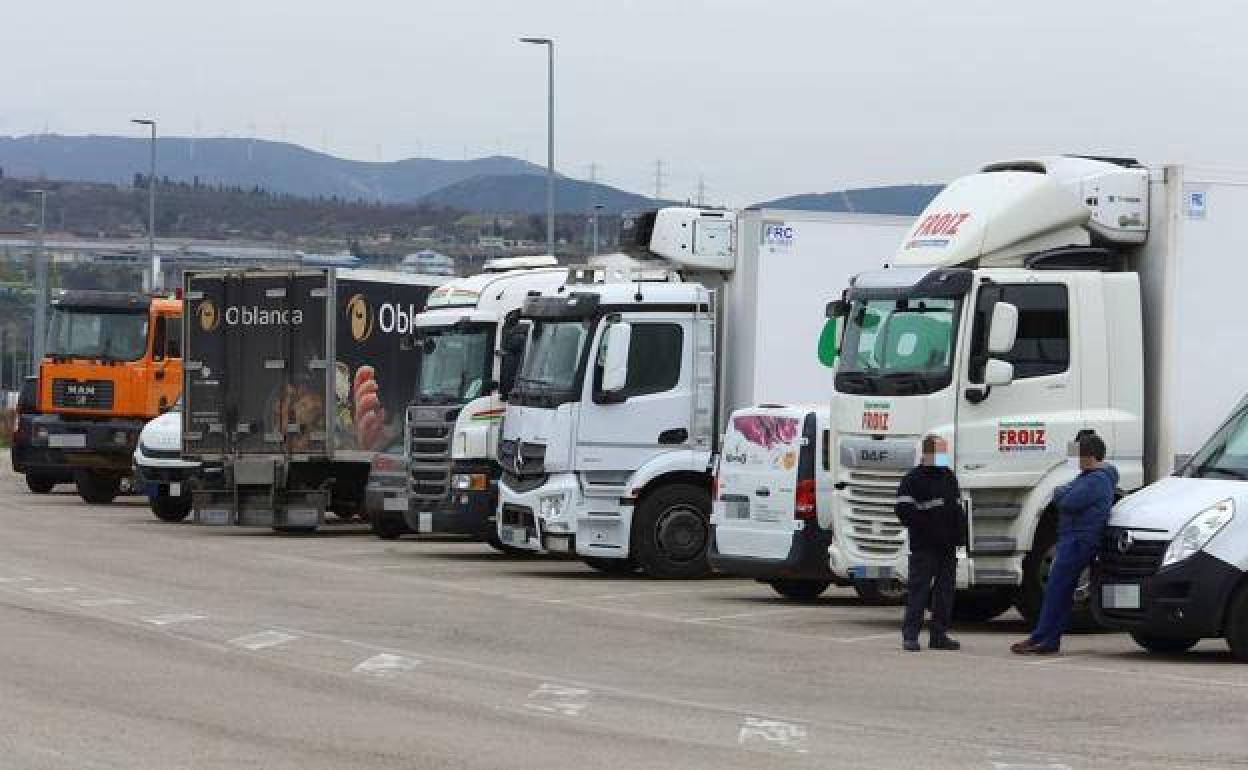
[969,284,1069,381]
[622,323,683,397]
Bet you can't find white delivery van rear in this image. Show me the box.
[710,404,840,599]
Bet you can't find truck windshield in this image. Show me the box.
[414,323,495,404]
[512,319,593,405]
[1182,400,1248,481]
[46,308,149,362]
[835,297,961,396]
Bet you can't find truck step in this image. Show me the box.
[973,568,1021,585]
[971,536,1017,555]
[971,503,1021,520]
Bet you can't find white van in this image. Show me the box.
[1094,395,1248,659]
[709,404,845,599]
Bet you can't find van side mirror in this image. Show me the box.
[599,322,632,397]
[984,358,1014,387]
[987,301,1019,355]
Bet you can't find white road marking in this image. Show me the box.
[352,653,423,678]
[737,716,809,754]
[1023,653,1091,666]
[988,750,1073,769]
[831,632,899,643]
[75,597,137,607]
[523,683,592,718]
[688,608,811,623]
[26,586,79,594]
[0,576,35,583]
[143,613,207,626]
[229,630,298,651]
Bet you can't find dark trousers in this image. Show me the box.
[1029,535,1099,649]
[903,549,956,642]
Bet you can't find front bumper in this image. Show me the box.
[497,472,582,554]
[133,453,202,497]
[827,535,908,583]
[14,414,143,475]
[370,462,501,538]
[1093,550,1242,639]
[710,523,842,582]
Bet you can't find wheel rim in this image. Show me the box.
[653,504,707,564]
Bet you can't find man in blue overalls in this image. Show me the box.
[1012,432,1118,655]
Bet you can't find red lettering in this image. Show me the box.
[935,213,955,235]
[947,212,971,235]
[1035,429,1046,446]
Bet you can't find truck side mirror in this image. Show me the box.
[825,299,849,319]
[984,358,1014,387]
[599,322,632,396]
[987,301,1019,355]
[501,326,528,354]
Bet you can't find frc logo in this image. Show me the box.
[861,401,891,432]
[346,294,373,342]
[198,299,220,332]
[999,421,1047,453]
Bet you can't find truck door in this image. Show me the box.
[955,282,1081,489]
[576,315,691,470]
[184,273,229,458]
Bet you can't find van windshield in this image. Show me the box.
[835,296,961,396]
[1183,401,1248,480]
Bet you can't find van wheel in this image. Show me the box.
[1225,587,1248,662]
[1018,519,1099,630]
[853,579,906,605]
[25,473,57,494]
[76,471,119,505]
[633,483,712,579]
[952,588,1017,623]
[1131,632,1199,655]
[584,556,637,575]
[150,495,192,522]
[768,579,830,601]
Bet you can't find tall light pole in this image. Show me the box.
[591,203,604,258]
[519,37,554,257]
[131,118,159,290]
[28,189,49,368]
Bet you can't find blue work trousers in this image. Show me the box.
[1029,536,1099,649]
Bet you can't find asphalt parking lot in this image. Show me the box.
[1,466,1245,770]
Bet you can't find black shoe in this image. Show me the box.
[930,636,961,651]
[903,639,921,652]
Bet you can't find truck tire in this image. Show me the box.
[768,579,831,601]
[952,587,1017,623]
[76,471,119,505]
[632,483,712,580]
[1018,522,1099,630]
[1225,587,1248,662]
[150,495,192,523]
[853,579,906,605]
[584,556,637,575]
[25,474,57,494]
[371,512,406,541]
[1131,632,1199,655]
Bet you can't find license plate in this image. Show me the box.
[848,565,896,580]
[49,434,86,448]
[382,496,407,512]
[169,482,182,497]
[1101,583,1141,610]
[546,535,571,553]
[717,500,749,520]
[500,526,523,545]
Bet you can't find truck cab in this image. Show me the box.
[1095,395,1248,660]
[20,290,182,504]
[367,257,568,545]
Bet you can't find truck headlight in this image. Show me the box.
[452,473,488,491]
[1162,499,1234,567]
[539,494,566,521]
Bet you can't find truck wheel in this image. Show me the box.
[150,495,192,523]
[584,556,637,575]
[853,579,906,605]
[371,512,406,541]
[1018,523,1099,630]
[632,483,712,579]
[1225,587,1248,662]
[1131,632,1199,655]
[952,588,1017,623]
[76,471,119,505]
[25,474,57,494]
[768,579,831,601]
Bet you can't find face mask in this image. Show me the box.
[932,452,951,468]
[1066,441,1082,471]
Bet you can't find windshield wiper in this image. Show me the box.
[1197,466,1248,480]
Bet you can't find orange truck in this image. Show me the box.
[13,291,182,503]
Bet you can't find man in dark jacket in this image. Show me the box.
[1012,431,1119,655]
[896,435,968,652]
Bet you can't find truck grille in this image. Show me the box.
[842,469,907,557]
[52,379,114,410]
[498,439,546,477]
[405,406,459,504]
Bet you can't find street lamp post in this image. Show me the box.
[28,189,49,369]
[519,37,554,257]
[131,118,159,290]
[591,203,604,258]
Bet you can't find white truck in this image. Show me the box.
[825,156,1248,623]
[496,208,912,578]
[368,257,569,547]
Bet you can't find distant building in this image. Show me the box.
[400,249,455,276]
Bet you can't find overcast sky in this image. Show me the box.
[7,1,1248,205]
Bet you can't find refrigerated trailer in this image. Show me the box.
[181,267,444,531]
